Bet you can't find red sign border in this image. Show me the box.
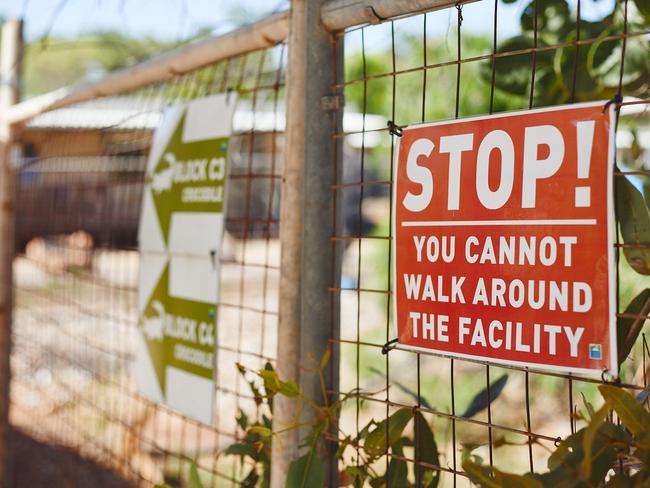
[391,101,618,378]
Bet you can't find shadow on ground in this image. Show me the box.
[8,428,133,487]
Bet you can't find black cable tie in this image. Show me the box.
[381,338,399,355]
[601,369,621,385]
[387,120,404,137]
[456,3,464,26]
[603,94,623,114]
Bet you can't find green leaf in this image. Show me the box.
[320,349,331,370]
[249,425,273,438]
[615,37,650,94]
[461,459,501,488]
[539,426,626,486]
[588,35,621,89]
[236,409,249,431]
[581,392,596,420]
[589,34,650,92]
[616,175,650,275]
[188,462,203,488]
[364,408,413,458]
[633,0,650,23]
[344,466,368,486]
[487,36,547,97]
[599,384,650,435]
[236,362,248,376]
[386,439,408,488]
[558,31,600,100]
[414,412,440,488]
[587,423,629,484]
[579,406,608,481]
[278,379,300,398]
[259,369,281,394]
[617,288,650,367]
[355,418,378,442]
[224,442,258,458]
[520,0,570,34]
[544,419,628,486]
[461,375,508,418]
[285,452,325,488]
[462,458,543,488]
[547,434,576,471]
[236,363,265,406]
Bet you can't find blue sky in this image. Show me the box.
[0,0,614,43]
[1,0,289,41]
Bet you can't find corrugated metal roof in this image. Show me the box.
[26,96,387,148]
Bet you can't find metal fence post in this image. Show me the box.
[0,18,22,488]
[273,0,343,485]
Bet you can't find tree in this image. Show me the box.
[486,0,649,105]
[22,32,178,96]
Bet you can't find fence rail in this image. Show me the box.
[1,0,649,486]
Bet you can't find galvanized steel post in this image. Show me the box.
[273,0,343,485]
[0,18,22,488]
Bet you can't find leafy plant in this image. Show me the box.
[218,362,286,487]
[221,354,515,487]
[220,358,337,488]
[463,384,650,487]
[221,361,437,486]
[484,0,649,105]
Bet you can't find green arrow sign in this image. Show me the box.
[136,93,237,424]
[148,112,229,243]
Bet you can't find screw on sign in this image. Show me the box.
[392,102,616,376]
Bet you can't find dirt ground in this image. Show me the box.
[8,427,132,488]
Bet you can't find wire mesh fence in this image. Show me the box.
[10,42,287,486]
[4,0,650,487]
[332,0,649,486]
